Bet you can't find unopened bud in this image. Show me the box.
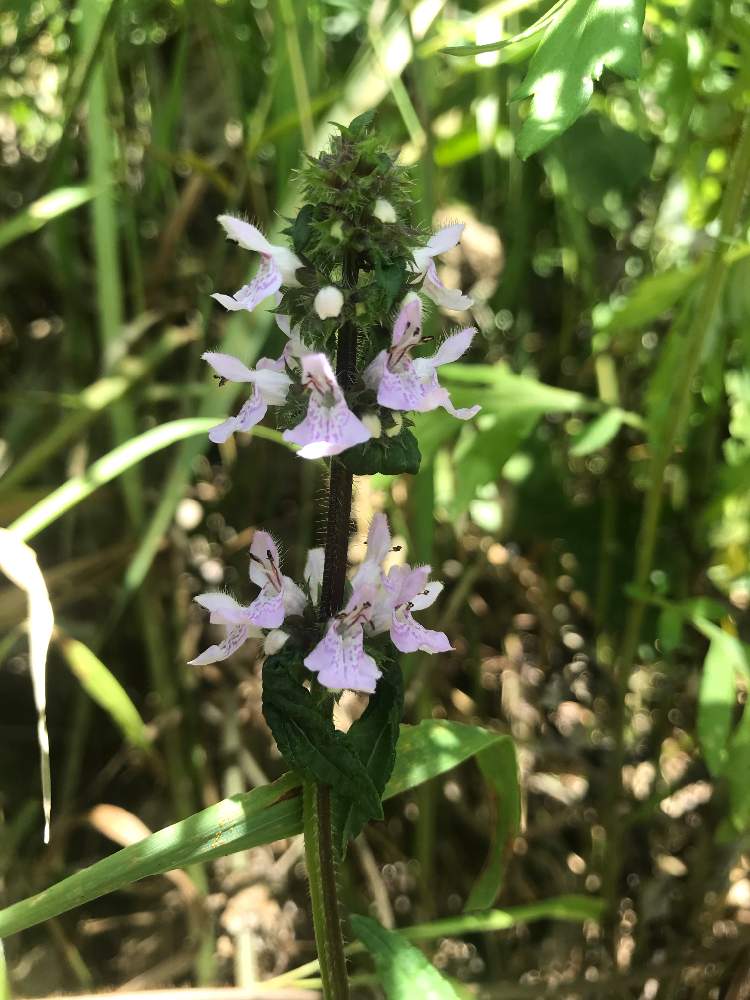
[373,198,397,224]
[264,629,290,655]
[385,412,403,437]
[361,413,382,438]
[314,285,344,319]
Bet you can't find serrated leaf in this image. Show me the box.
[334,655,404,852]
[262,652,383,824]
[351,914,461,1000]
[512,0,646,158]
[341,427,421,475]
[289,204,315,256]
[374,259,407,310]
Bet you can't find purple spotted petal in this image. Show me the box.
[208,388,267,444]
[211,256,282,314]
[304,626,381,693]
[247,586,285,629]
[188,624,250,666]
[283,397,371,459]
[390,611,452,655]
[377,361,428,411]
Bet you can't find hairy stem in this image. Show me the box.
[603,113,750,921]
[306,255,359,1000]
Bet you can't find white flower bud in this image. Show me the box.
[361,413,382,439]
[373,198,397,224]
[314,285,344,320]
[385,412,403,438]
[264,629,290,655]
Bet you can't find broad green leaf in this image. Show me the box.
[727,711,750,832]
[0,186,97,250]
[351,915,460,1000]
[464,738,521,911]
[334,656,404,851]
[512,0,646,158]
[262,652,383,824]
[570,408,625,456]
[58,636,150,751]
[7,418,289,542]
[435,364,590,514]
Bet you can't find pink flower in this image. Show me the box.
[410,224,473,311]
[247,530,306,629]
[363,297,481,420]
[212,216,303,314]
[352,513,396,634]
[384,564,452,655]
[304,588,382,693]
[188,593,260,666]
[202,351,292,444]
[283,354,372,460]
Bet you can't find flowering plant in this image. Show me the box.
[190,113,479,999]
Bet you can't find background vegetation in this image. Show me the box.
[1,0,749,997]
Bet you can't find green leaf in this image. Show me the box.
[334,655,404,851]
[594,264,702,337]
[512,0,646,158]
[0,186,98,251]
[351,915,461,1000]
[58,636,150,751]
[374,259,407,311]
[464,738,520,911]
[288,204,315,256]
[261,651,383,824]
[694,618,748,777]
[569,408,625,456]
[341,427,421,476]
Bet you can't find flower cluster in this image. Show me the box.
[189,515,450,694]
[204,212,479,459]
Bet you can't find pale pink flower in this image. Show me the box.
[363,297,481,420]
[212,215,303,314]
[352,513,396,634]
[247,530,306,629]
[384,564,452,655]
[304,547,325,604]
[304,587,382,693]
[410,224,473,311]
[283,354,372,460]
[187,592,261,666]
[203,351,292,444]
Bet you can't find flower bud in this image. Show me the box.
[373,198,397,224]
[385,412,403,438]
[314,285,344,319]
[264,629,290,655]
[361,413,382,439]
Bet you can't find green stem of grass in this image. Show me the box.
[604,112,750,919]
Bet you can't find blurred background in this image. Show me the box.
[1,0,750,997]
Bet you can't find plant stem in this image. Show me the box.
[305,256,359,1000]
[603,113,750,917]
